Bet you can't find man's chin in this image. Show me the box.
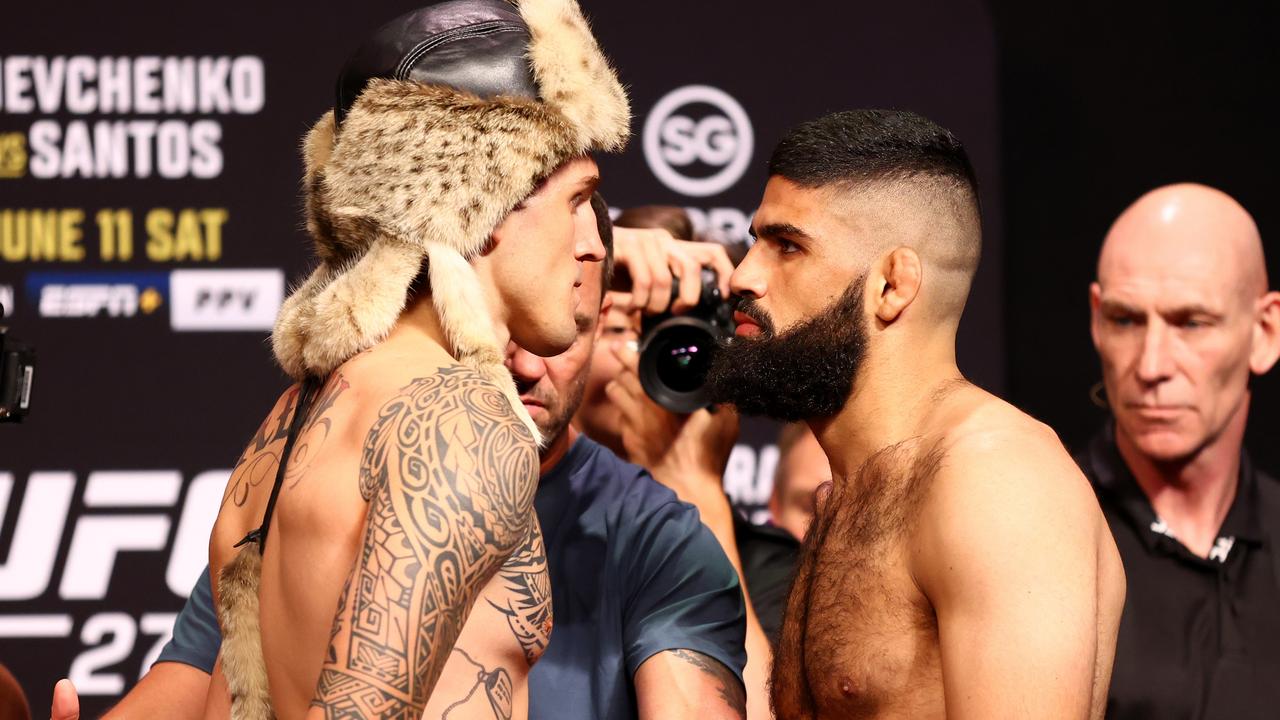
[516,327,576,358]
[1121,421,1204,464]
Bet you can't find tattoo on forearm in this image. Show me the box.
[671,649,747,718]
[488,525,553,665]
[312,367,537,719]
[440,647,514,720]
[221,374,350,509]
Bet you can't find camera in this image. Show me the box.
[638,268,735,413]
[0,303,35,423]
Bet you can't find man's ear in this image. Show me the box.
[1089,282,1104,351]
[873,247,922,324]
[1250,291,1280,375]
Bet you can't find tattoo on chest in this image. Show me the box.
[487,526,553,665]
[440,647,514,720]
[670,649,746,717]
[312,367,538,719]
[221,374,350,509]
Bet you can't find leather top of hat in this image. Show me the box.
[335,0,538,126]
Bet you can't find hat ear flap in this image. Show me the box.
[272,263,336,380]
[424,242,542,446]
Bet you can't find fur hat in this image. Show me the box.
[271,0,629,443]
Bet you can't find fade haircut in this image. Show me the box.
[768,109,982,273]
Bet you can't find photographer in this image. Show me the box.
[598,207,793,720]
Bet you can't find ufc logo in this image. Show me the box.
[0,470,227,600]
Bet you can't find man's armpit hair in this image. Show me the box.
[313,366,538,719]
[669,648,746,718]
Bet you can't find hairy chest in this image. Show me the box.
[776,441,947,719]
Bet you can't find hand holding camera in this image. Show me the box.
[609,227,737,413]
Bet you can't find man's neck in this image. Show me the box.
[1115,396,1249,558]
[539,425,578,477]
[810,336,963,481]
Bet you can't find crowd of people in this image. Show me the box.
[8,0,1279,718]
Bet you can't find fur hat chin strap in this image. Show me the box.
[423,242,542,446]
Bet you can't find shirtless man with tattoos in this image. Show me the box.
[707,110,1126,719]
[200,2,629,718]
[53,195,748,720]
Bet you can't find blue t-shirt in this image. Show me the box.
[156,566,220,672]
[528,435,746,719]
[157,435,746,717]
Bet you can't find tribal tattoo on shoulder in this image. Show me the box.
[312,366,539,720]
[220,374,349,509]
[670,649,747,718]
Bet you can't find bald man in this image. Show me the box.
[706,109,1126,719]
[1081,183,1280,720]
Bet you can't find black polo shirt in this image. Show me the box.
[1077,424,1280,720]
[733,513,800,645]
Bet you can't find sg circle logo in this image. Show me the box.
[643,85,754,198]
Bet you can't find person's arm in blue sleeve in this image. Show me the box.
[51,566,222,720]
[620,491,749,720]
[606,342,773,720]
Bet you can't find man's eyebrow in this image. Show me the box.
[1099,299,1223,318]
[749,222,814,241]
[577,174,601,193]
[1098,299,1142,314]
[1164,303,1224,319]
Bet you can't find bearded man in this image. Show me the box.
[707,109,1127,719]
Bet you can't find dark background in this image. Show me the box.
[1,0,1277,715]
[990,0,1280,461]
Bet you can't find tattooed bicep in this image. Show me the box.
[657,649,747,718]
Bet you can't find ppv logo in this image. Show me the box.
[170,268,284,331]
[28,271,168,318]
[0,284,13,317]
[644,85,754,198]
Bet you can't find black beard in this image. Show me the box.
[706,273,868,421]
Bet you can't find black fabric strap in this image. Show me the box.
[234,375,323,553]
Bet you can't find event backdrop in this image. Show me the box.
[0,0,1001,714]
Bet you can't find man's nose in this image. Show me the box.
[506,344,549,383]
[574,211,606,263]
[1136,321,1176,385]
[730,245,767,299]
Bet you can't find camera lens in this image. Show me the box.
[653,325,713,394]
[636,267,735,414]
[639,316,721,413]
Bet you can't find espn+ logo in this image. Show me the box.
[644,85,754,198]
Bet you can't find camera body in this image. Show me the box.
[0,320,35,423]
[638,268,735,413]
